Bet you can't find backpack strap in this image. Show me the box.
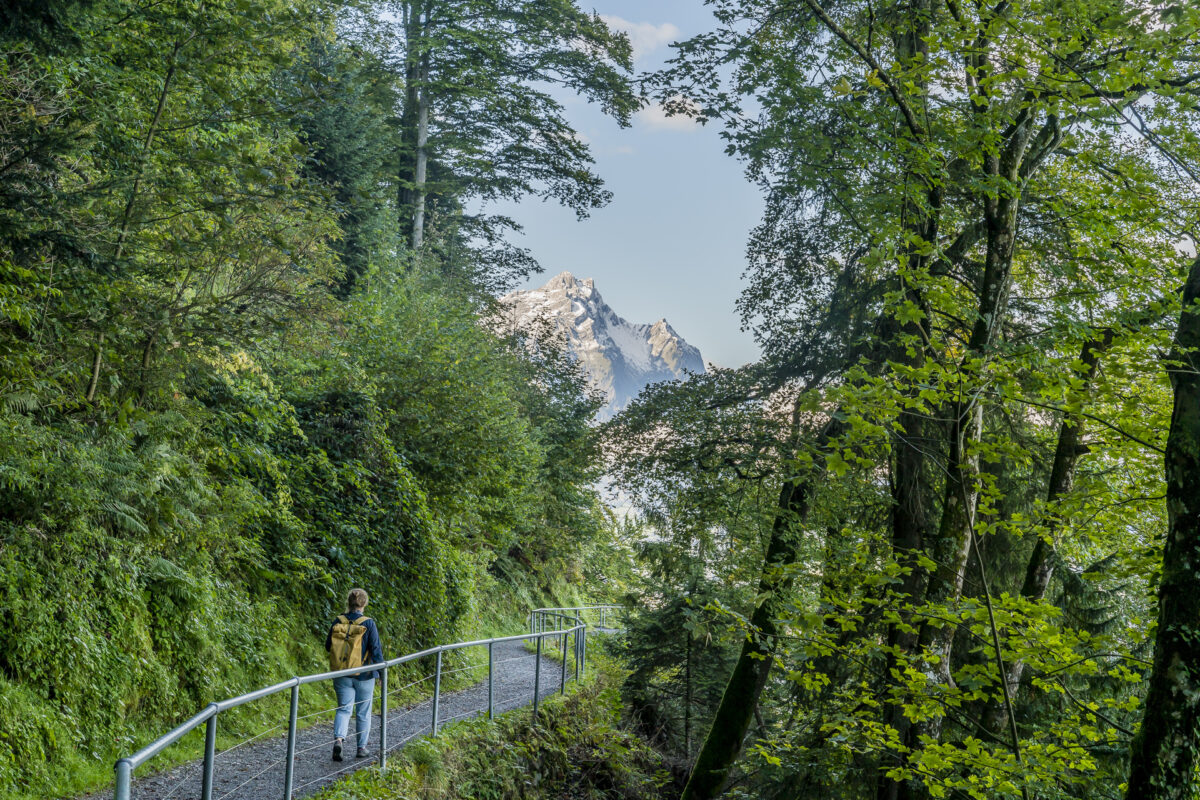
[336,615,350,626]
[354,616,370,627]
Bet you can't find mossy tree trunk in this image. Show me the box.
[680,416,840,800]
[1126,253,1200,799]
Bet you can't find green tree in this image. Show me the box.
[387,0,637,278]
[629,1,1200,798]
[287,38,402,297]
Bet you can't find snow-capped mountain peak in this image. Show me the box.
[499,271,705,416]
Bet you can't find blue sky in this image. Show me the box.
[492,1,763,368]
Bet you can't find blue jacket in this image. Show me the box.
[325,611,384,681]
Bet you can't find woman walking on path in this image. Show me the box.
[325,588,384,761]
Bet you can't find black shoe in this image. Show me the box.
[356,747,369,759]
[332,741,343,762]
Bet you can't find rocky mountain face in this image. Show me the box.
[498,272,705,417]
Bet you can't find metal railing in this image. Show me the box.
[113,623,587,800]
[530,605,622,635]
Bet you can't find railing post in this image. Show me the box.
[488,640,495,719]
[533,635,542,722]
[581,627,587,679]
[432,649,443,735]
[201,711,217,800]
[283,684,299,800]
[114,758,132,800]
[379,666,389,771]
[560,631,568,694]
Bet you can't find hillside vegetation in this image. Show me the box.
[0,1,635,797]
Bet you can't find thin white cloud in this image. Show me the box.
[600,15,680,63]
[636,98,702,132]
[614,145,636,155]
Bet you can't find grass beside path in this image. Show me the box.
[310,657,669,800]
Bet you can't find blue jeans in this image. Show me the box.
[333,676,375,750]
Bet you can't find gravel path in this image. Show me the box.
[99,636,577,800]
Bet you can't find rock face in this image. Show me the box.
[499,271,705,417]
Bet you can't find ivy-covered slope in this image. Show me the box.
[0,274,622,799]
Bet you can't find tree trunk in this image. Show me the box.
[398,0,426,249]
[914,182,1019,744]
[875,6,936,787]
[681,414,842,800]
[978,330,1112,733]
[876,221,938,800]
[877,322,933,800]
[685,629,693,759]
[1125,252,1200,799]
[412,70,429,249]
[89,30,185,401]
[84,332,105,403]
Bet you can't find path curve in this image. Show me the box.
[96,637,573,800]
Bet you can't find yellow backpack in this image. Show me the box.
[329,615,371,671]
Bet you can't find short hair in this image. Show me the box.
[347,588,369,612]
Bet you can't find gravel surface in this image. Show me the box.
[96,636,578,800]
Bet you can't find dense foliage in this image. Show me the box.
[0,1,632,797]
[606,1,1200,799]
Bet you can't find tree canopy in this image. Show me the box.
[604,1,1200,799]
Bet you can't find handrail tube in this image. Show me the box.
[297,663,385,686]
[442,626,583,652]
[488,641,495,719]
[431,650,443,735]
[294,645,445,688]
[530,606,619,635]
[533,636,542,720]
[532,611,581,634]
[200,715,217,800]
[125,704,218,769]
[114,759,132,800]
[383,644,444,669]
[214,677,299,712]
[531,605,620,612]
[115,617,596,798]
[560,633,567,693]
[440,635,519,652]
